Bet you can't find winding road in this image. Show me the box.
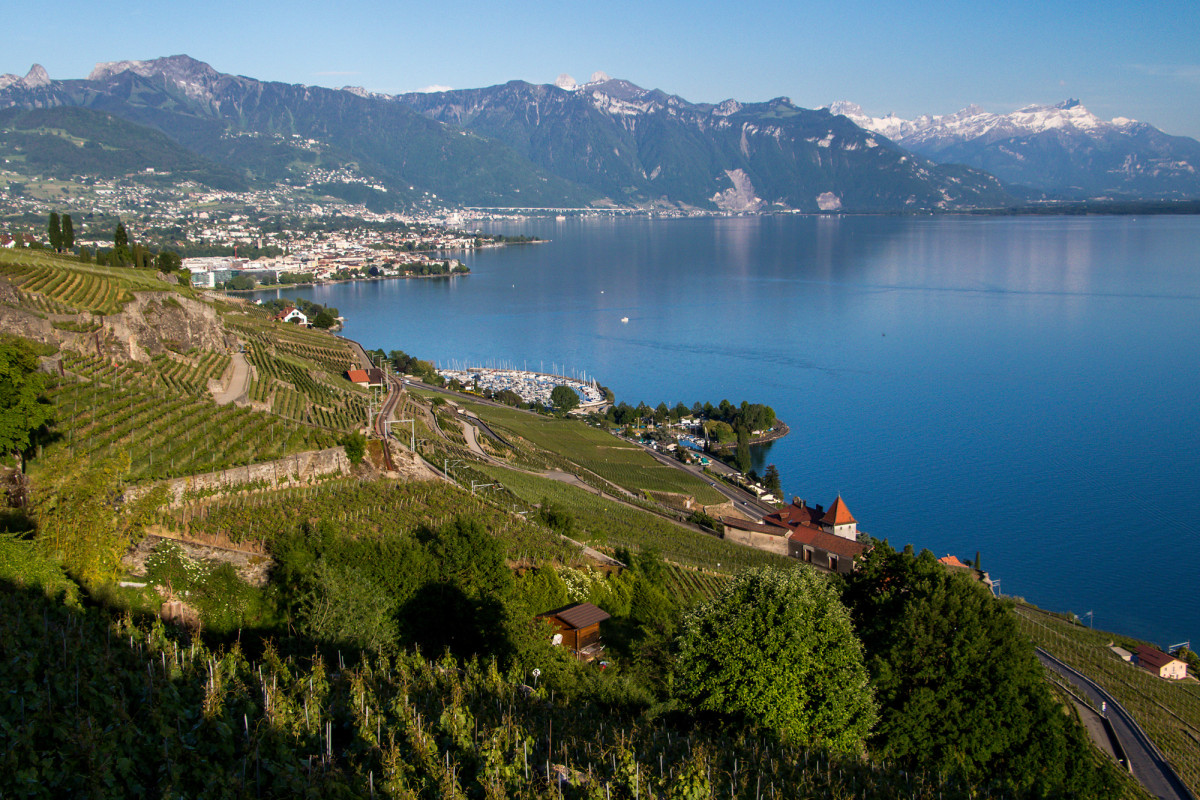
[1036,648,1194,800]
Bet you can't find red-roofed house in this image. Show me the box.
[274,306,308,325]
[939,554,969,569]
[722,496,870,574]
[1135,646,1188,680]
[346,369,370,386]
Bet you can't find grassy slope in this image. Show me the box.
[0,566,1004,800]
[477,464,792,572]
[455,398,727,504]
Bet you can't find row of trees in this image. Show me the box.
[46,212,75,253]
[41,214,184,272]
[603,398,775,434]
[382,348,444,385]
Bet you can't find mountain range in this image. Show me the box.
[829,100,1200,200]
[1,56,1197,211]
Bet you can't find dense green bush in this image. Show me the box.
[843,543,1121,798]
[676,567,876,753]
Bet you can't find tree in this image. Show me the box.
[763,464,782,496]
[403,517,517,660]
[154,249,181,272]
[113,221,128,251]
[550,384,580,413]
[47,212,62,252]
[34,453,166,586]
[704,419,735,444]
[341,431,367,464]
[226,274,256,290]
[735,426,751,473]
[675,567,876,752]
[842,543,1119,796]
[0,335,54,472]
[61,214,74,252]
[313,309,336,329]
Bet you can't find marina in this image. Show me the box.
[437,366,607,409]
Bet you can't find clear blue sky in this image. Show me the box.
[6,0,1200,139]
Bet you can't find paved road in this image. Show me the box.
[1036,648,1195,800]
[212,352,250,405]
[620,436,774,520]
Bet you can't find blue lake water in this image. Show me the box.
[254,214,1200,646]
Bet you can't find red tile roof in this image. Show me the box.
[346,369,369,383]
[762,498,823,530]
[939,555,969,569]
[821,495,856,526]
[787,523,869,558]
[1136,646,1183,670]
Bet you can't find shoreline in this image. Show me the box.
[706,421,790,452]
[222,271,469,293]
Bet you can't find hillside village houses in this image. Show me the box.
[721,496,870,574]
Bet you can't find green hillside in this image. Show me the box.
[0,248,1149,799]
[0,105,246,189]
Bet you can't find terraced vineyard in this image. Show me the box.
[1015,603,1200,796]
[476,464,795,572]
[662,562,729,606]
[44,349,336,482]
[149,351,230,394]
[0,249,179,315]
[241,340,368,431]
[459,400,726,504]
[227,316,360,374]
[1,583,1011,800]
[174,477,580,563]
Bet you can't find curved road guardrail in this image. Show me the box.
[1036,648,1195,800]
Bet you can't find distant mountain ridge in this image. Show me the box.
[0,56,594,208]
[393,76,1011,211]
[830,99,1200,199]
[4,55,1194,209]
[0,56,1019,212]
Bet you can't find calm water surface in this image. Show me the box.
[256,215,1200,645]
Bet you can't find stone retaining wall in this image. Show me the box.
[128,446,351,507]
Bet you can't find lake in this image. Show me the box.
[253,214,1200,646]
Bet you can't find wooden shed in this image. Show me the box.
[538,603,611,660]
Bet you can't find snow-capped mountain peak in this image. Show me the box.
[828,98,1198,200]
[0,64,52,90]
[832,98,1141,146]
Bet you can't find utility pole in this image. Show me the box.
[393,418,416,450]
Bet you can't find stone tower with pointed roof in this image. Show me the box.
[820,496,858,540]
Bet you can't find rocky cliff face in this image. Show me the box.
[104,293,238,362]
[0,277,236,362]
